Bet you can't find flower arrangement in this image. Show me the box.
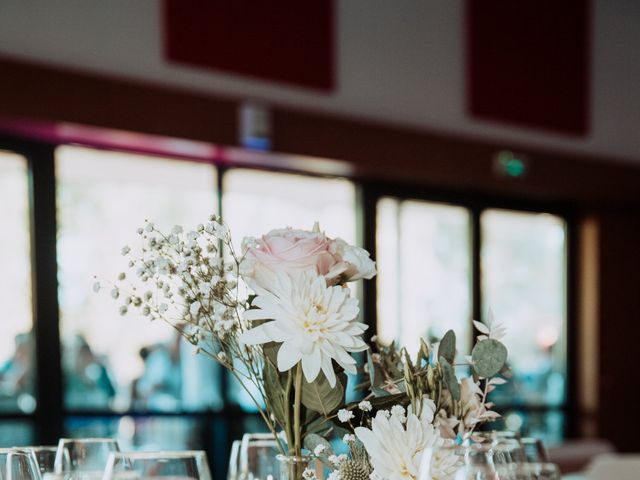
[101,216,509,480]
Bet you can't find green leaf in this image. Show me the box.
[439,357,460,401]
[417,338,430,365]
[472,339,508,378]
[372,386,390,397]
[263,360,287,426]
[368,392,409,411]
[262,341,280,366]
[303,411,332,437]
[367,349,377,387]
[303,433,335,458]
[300,372,346,415]
[438,330,456,364]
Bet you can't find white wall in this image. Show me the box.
[1,0,640,165]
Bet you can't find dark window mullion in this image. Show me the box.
[361,182,379,342]
[470,206,482,352]
[28,142,64,444]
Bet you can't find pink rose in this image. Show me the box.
[240,225,377,291]
[240,226,337,290]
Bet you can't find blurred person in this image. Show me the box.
[64,334,116,409]
[0,333,34,410]
[180,332,223,411]
[134,331,182,411]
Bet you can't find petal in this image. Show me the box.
[277,340,303,372]
[238,323,274,345]
[301,345,322,383]
[320,354,337,387]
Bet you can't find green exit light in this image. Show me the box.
[496,151,528,178]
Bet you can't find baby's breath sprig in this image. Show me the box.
[99,215,285,454]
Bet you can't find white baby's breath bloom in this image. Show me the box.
[327,470,341,480]
[328,455,340,467]
[355,401,439,480]
[390,405,407,423]
[313,444,326,456]
[119,305,128,316]
[338,409,355,423]
[118,272,126,281]
[217,351,227,362]
[145,222,154,232]
[358,400,372,412]
[136,227,144,235]
[172,225,183,234]
[110,288,119,300]
[92,281,101,293]
[239,271,367,387]
[342,434,356,444]
[158,303,168,313]
[303,468,317,480]
[121,245,131,256]
[190,301,201,316]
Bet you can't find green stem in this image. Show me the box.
[284,370,294,453]
[293,363,303,457]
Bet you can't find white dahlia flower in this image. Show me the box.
[355,400,448,480]
[239,271,368,386]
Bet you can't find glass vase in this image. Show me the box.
[276,454,320,480]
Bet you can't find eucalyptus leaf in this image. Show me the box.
[300,371,346,415]
[439,356,461,401]
[471,339,508,378]
[438,330,456,364]
[303,433,335,458]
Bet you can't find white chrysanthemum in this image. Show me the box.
[239,271,368,387]
[355,401,441,480]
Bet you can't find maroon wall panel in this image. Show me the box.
[467,0,590,135]
[163,0,334,91]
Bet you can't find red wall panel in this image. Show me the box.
[467,0,590,135]
[163,0,335,91]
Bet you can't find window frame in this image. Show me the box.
[361,180,578,438]
[0,133,577,465]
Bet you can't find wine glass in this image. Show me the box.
[227,441,241,480]
[492,440,527,465]
[22,446,58,476]
[0,448,42,480]
[55,438,120,479]
[420,443,502,480]
[511,463,560,480]
[519,438,549,463]
[103,451,211,480]
[239,434,280,480]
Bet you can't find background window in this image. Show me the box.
[223,169,357,245]
[376,197,472,355]
[481,209,567,442]
[56,146,221,414]
[0,151,35,415]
